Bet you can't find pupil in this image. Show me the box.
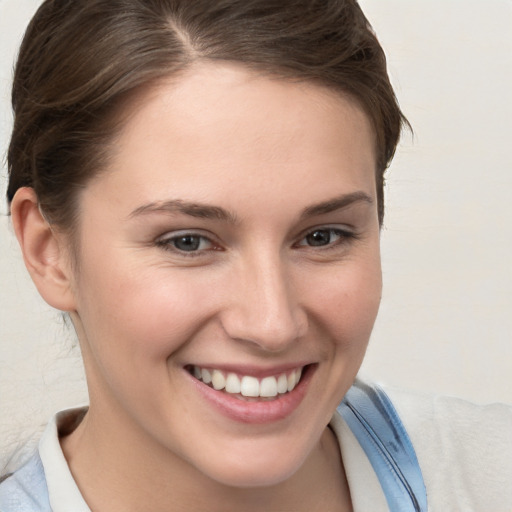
[175,235,200,251]
[307,230,330,246]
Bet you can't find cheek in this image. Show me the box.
[302,255,382,350]
[73,261,221,422]
[75,257,219,364]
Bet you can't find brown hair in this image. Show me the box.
[7,0,408,229]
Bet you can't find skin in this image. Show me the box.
[12,62,381,511]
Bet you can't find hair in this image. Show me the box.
[7,0,408,230]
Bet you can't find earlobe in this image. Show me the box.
[10,187,77,312]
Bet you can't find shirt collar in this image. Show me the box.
[38,407,91,512]
[330,409,389,511]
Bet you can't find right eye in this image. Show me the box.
[156,232,217,255]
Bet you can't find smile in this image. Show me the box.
[189,366,304,400]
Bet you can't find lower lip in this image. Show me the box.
[186,365,316,424]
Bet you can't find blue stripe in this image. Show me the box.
[338,380,428,512]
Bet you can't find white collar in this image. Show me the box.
[38,407,387,511]
[330,409,389,511]
[38,407,91,512]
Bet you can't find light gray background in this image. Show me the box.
[1,0,511,471]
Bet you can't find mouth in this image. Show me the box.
[186,365,307,402]
[185,363,315,424]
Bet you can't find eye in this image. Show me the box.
[297,227,352,248]
[156,232,216,254]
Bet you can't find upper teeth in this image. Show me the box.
[192,366,303,398]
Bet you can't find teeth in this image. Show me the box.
[211,370,226,390]
[225,373,241,394]
[277,374,288,394]
[241,376,260,397]
[287,371,296,392]
[201,368,212,384]
[260,376,278,397]
[191,366,304,398]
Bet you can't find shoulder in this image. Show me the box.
[382,385,512,511]
[0,452,51,512]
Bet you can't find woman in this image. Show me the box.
[0,1,510,511]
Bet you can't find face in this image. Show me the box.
[67,63,381,487]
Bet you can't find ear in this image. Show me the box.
[10,187,77,312]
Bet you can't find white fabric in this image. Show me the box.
[38,408,89,512]
[383,386,512,511]
[36,388,512,511]
[330,410,389,510]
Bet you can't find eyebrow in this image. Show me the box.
[129,191,373,223]
[299,191,373,220]
[128,199,239,223]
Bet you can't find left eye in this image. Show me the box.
[158,233,214,253]
[297,228,348,247]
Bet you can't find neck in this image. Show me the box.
[61,403,352,512]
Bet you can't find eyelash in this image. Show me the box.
[155,226,357,257]
[155,231,219,257]
[295,227,356,250]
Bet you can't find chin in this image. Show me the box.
[209,462,301,489]
[193,441,311,489]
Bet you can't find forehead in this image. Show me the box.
[89,62,377,216]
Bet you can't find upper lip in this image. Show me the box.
[185,362,314,379]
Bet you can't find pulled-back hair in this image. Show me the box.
[7,0,407,229]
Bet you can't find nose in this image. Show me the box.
[220,254,307,353]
